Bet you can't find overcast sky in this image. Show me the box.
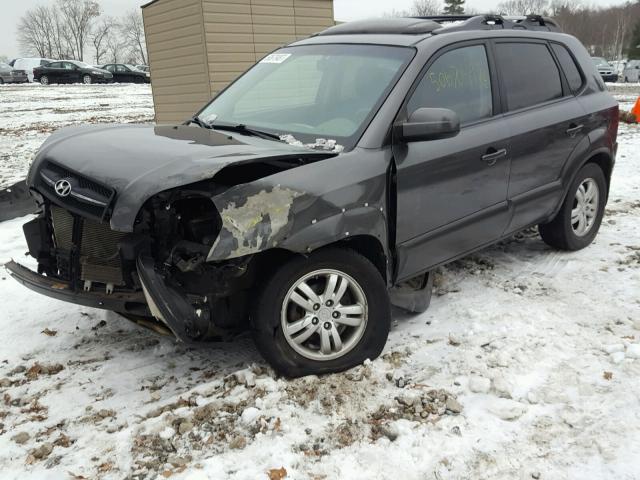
[0,0,631,58]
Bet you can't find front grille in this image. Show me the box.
[50,205,126,286]
[37,161,115,221]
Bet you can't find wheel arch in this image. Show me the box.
[248,234,388,286]
[549,146,614,223]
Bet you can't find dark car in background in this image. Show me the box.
[99,63,150,83]
[0,62,29,84]
[7,15,618,377]
[33,60,113,85]
[591,57,618,83]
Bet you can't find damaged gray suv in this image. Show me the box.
[7,15,618,377]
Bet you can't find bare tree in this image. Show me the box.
[105,29,125,64]
[497,0,549,15]
[57,0,101,61]
[17,6,57,58]
[120,9,148,65]
[412,0,442,16]
[91,18,112,64]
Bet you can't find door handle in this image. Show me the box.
[566,124,584,137]
[481,148,507,166]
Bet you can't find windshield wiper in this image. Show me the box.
[184,115,212,129]
[209,123,282,141]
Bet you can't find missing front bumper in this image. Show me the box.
[7,256,237,346]
[4,260,149,315]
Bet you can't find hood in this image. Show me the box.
[28,124,332,231]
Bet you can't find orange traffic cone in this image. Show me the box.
[632,97,640,123]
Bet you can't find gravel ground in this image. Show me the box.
[0,83,639,480]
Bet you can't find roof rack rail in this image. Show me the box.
[416,14,562,34]
[314,14,562,37]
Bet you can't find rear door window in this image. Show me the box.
[495,42,563,111]
[408,44,493,124]
[551,43,583,92]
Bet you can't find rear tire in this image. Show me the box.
[40,75,49,85]
[539,163,607,251]
[251,248,391,377]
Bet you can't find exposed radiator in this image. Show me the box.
[50,206,127,286]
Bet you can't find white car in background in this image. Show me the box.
[622,60,640,83]
[12,58,56,82]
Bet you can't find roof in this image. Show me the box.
[141,0,161,8]
[317,14,561,37]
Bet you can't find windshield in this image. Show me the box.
[126,64,141,71]
[197,44,414,150]
[70,60,91,68]
[592,57,609,67]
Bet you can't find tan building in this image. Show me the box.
[141,0,335,124]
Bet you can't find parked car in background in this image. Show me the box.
[591,57,618,82]
[12,58,56,82]
[99,63,150,83]
[33,60,113,85]
[135,65,150,73]
[622,60,640,83]
[0,62,29,84]
[610,60,626,76]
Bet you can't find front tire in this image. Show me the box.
[252,248,391,377]
[40,75,49,85]
[539,163,607,251]
[83,74,92,85]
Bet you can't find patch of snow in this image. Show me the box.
[279,134,345,153]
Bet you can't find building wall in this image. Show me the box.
[143,0,334,124]
[142,0,213,124]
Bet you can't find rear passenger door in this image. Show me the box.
[393,42,512,281]
[493,40,589,233]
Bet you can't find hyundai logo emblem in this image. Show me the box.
[54,179,72,197]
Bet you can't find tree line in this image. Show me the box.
[17,0,147,65]
[393,0,640,61]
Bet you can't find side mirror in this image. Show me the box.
[397,108,461,143]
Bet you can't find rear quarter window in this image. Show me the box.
[495,42,563,111]
[551,43,583,92]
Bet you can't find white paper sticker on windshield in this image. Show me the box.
[260,53,291,64]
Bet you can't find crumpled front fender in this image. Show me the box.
[206,149,391,263]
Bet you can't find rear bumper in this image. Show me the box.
[4,260,150,315]
[1,77,28,84]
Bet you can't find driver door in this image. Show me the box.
[393,42,512,281]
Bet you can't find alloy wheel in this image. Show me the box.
[281,269,368,361]
[83,75,92,85]
[571,177,599,236]
[40,76,48,85]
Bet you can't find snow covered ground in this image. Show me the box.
[0,83,153,189]
[0,84,639,480]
